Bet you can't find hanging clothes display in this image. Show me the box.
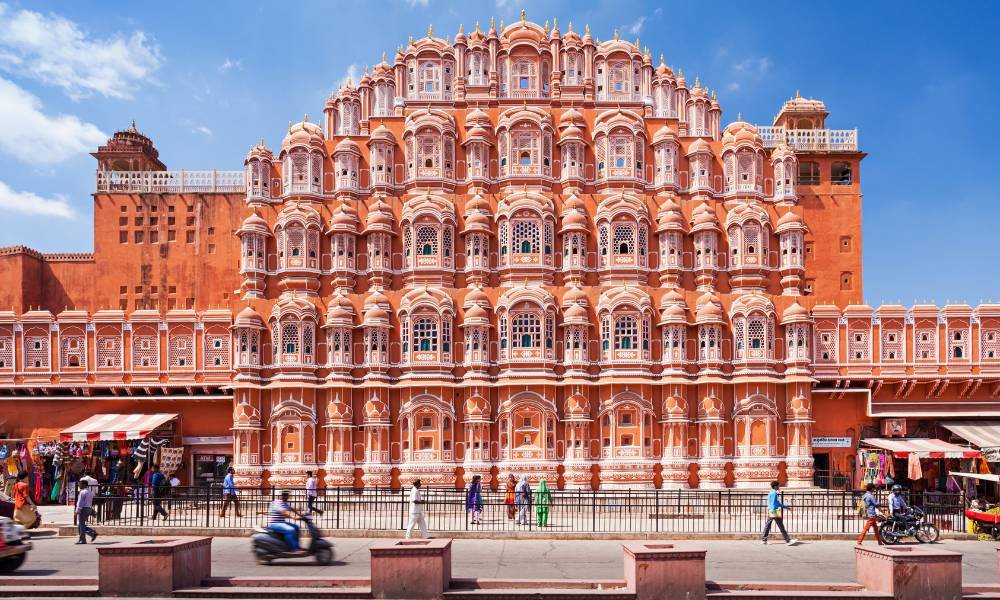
[157,447,184,474]
[908,452,923,480]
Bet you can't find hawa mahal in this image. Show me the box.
[2,14,998,490]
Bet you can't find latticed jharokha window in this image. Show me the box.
[133,334,158,369]
[983,330,1000,360]
[205,334,229,368]
[848,329,870,361]
[169,333,194,368]
[238,330,260,366]
[413,317,439,352]
[512,219,540,254]
[0,336,12,369]
[511,313,542,349]
[915,328,936,361]
[815,330,837,362]
[97,334,122,368]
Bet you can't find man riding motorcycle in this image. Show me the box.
[887,484,910,527]
[268,490,305,555]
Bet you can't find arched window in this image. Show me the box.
[413,318,438,352]
[798,161,820,185]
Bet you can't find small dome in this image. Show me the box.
[558,124,586,142]
[686,137,712,156]
[238,211,270,235]
[662,288,686,306]
[559,107,585,127]
[370,125,396,144]
[775,210,808,235]
[652,125,677,145]
[334,138,361,155]
[233,398,262,427]
[695,292,724,323]
[565,393,591,419]
[722,120,763,149]
[781,301,810,324]
[690,202,719,231]
[365,199,395,232]
[771,142,795,161]
[464,304,489,322]
[467,107,491,126]
[329,204,360,232]
[464,393,491,421]
[326,394,353,422]
[282,117,325,152]
[464,287,490,307]
[660,303,687,323]
[662,395,687,419]
[235,305,264,327]
[364,396,390,422]
[563,303,590,325]
[245,139,274,163]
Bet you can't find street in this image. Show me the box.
[10,534,1000,584]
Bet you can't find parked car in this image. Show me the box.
[0,516,32,572]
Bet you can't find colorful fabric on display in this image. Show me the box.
[908,453,922,480]
[158,447,183,474]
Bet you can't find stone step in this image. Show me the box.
[202,576,370,588]
[450,578,626,590]
[0,576,97,587]
[706,592,892,599]
[0,585,98,597]
[442,590,634,600]
[174,586,373,599]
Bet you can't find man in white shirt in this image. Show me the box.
[404,479,429,539]
[305,470,323,515]
[79,471,98,490]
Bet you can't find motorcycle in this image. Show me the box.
[251,514,333,565]
[878,507,940,544]
[0,517,33,573]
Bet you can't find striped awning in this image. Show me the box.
[862,438,980,459]
[941,422,1000,451]
[59,413,178,442]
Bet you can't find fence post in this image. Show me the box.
[841,491,847,534]
[654,489,660,534]
[592,489,597,533]
[336,486,341,530]
[205,486,211,529]
[716,491,722,533]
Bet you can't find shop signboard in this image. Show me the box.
[812,436,853,448]
[983,447,1000,462]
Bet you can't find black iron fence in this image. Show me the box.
[77,485,970,535]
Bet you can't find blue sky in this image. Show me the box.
[0,0,997,305]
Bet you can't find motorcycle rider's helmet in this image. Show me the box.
[891,484,903,493]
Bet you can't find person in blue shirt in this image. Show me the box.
[888,485,909,516]
[219,467,242,518]
[857,482,883,544]
[149,464,170,521]
[268,490,305,553]
[761,480,798,545]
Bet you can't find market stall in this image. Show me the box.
[859,438,980,491]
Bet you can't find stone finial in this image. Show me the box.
[408,36,414,45]
[544,20,549,34]
[694,77,700,88]
[553,17,558,30]
[382,51,387,63]
[567,21,573,33]
[428,23,434,38]
[458,23,464,34]
[796,89,801,98]
[521,8,526,23]
[585,24,590,34]
[613,29,619,41]
[475,21,480,32]
[660,53,665,65]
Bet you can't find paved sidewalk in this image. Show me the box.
[10,534,1000,585]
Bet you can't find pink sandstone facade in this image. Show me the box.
[1,13,998,491]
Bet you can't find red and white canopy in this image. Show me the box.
[60,413,178,442]
[862,437,980,459]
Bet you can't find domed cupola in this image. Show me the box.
[557,107,587,184]
[775,210,809,295]
[462,193,493,285]
[236,211,272,298]
[280,116,325,198]
[361,289,392,379]
[332,138,361,193]
[771,142,798,204]
[652,125,679,188]
[244,139,275,204]
[368,125,396,191]
[560,193,589,284]
[721,118,765,199]
[323,291,356,375]
[655,194,686,287]
[460,287,493,374]
[689,201,720,291]
[364,197,396,287]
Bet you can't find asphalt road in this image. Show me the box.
[9,534,1000,584]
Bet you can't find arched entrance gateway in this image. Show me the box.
[28,11,985,500]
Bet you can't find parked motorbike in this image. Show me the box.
[879,507,940,544]
[0,517,32,573]
[251,514,333,565]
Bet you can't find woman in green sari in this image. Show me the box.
[535,479,551,526]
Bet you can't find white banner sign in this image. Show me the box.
[812,437,853,448]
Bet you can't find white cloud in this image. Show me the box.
[0,77,106,164]
[654,8,663,16]
[194,125,212,136]
[0,3,161,100]
[336,64,359,90]
[219,58,242,72]
[726,56,771,94]
[625,17,646,35]
[406,0,429,6]
[0,180,75,219]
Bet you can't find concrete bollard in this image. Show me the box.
[97,537,212,597]
[854,544,962,600]
[623,542,707,600]
[370,538,452,600]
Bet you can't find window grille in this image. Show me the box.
[848,329,869,361]
[915,328,936,361]
[612,223,636,256]
[512,220,540,254]
[205,334,229,368]
[815,330,837,362]
[97,334,122,369]
[133,334,158,369]
[61,335,84,368]
[169,333,194,368]
[982,330,1000,361]
[512,313,541,348]
[413,317,439,353]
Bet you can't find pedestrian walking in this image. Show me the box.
[404,479,430,539]
[535,479,551,527]
[466,475,483,524]
[305,470,324,515]
[220,467,242,518]
[504,474,516,520]
[149,464,170,521]
[515,475,532,525]
[857,483,883,545]
[761,480,798,545]
[75,480,98,545]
